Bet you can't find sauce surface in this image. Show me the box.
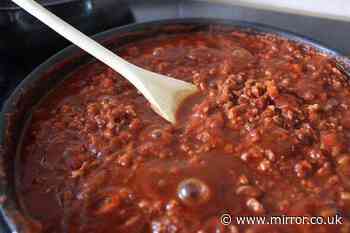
[20,28,350,233]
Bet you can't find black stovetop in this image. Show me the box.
[1,0,350,232]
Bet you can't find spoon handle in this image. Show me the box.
[12,0,198,123]
[11,0,143,87]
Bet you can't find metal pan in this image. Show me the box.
[1,18,350,233]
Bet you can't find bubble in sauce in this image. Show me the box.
[177,178,210,206]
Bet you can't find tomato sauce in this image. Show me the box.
[19,29,350,233]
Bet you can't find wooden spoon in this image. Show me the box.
[12,0,198,123]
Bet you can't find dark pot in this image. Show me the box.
[0,18,350,233]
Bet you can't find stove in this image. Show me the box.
[1,0,350,232]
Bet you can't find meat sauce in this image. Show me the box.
[19,28,350,233]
